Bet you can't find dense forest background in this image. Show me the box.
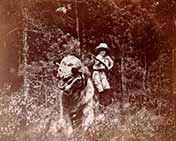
[0,0,176,140]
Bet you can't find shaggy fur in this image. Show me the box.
[57,55,96,134]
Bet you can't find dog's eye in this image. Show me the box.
[67,63,73,66]
[62,61,66,66]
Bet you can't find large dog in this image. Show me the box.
[57,55,96,134]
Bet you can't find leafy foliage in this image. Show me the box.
[0,0,175,140]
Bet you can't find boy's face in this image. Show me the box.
[99,50,106,56]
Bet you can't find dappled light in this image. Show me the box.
[0,0,176,140]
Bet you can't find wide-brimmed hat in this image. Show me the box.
[96,43,109,50]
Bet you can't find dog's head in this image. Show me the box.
[57,55,90,94]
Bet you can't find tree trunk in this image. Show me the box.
[172,46,176,125]
[74,0,82,57]
[172,47,176,95]
[120,46,127,124]
[143,47,148,91]
[121,54,127,96]
[22,7,29,96]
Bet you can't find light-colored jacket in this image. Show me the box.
[93,54,114,71]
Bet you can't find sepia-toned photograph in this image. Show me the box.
[0,0,176,140]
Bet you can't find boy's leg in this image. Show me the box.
[101,72,110,90]
[100,72,113,106]
[99,89,113,106]
[92,71,104,109]
[104,89,114,106]
[92,71,104,92]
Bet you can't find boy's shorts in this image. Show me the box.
[92,71,110,92]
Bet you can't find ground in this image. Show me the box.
[0,85,175,141]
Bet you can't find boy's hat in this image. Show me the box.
[96,43,109,50]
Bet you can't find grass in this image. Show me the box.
[0,84,175,141]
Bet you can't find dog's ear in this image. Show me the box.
[79,66,91,77]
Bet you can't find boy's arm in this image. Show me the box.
[93,55,108,70]
[93,59,100,68]
[107,56,114,70]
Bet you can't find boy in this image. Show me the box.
[92,43,114,106]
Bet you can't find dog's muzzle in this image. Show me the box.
[58,74,84,94]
